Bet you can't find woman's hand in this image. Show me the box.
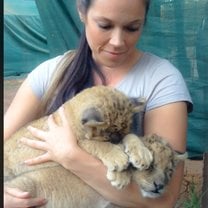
[4,187,47,208]
[20,106,79,166]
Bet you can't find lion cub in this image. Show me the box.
[4,86,187,207]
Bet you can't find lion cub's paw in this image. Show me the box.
[107,170,131,189]
[102,146,129,171]
[123,134,153,170]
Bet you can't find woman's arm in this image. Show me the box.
[4,78,48,208]
[4,78,41,140]
[143,101,188,206]
[22,101,188,208]
[69,101,188,207]
[144,102,187,152]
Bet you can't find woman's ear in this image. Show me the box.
[78,10,86,23]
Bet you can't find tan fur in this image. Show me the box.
[109,134,187,198]
[4,86,187,207]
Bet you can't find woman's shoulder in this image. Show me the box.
[118,52,193,112]
[28,50,76,78]
[141,52,177,71]
[36,50,76,70]
[137,52,184,81]
[26,50,76,98]
[118,52,183,92]
[141,53,192,112]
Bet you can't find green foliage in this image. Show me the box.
[182,181,201,208]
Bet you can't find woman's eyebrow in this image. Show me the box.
[94,17,144,24]
[128,19,144,25]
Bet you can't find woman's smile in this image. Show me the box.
[103,49,126,59]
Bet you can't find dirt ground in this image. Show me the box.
[4,77,204,207]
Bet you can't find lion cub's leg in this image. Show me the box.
[123,134,153,170]
[106,169,131,190]
[106,134,154,190]
[79,139,131,189]
[79,139,129,172]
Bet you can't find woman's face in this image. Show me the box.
[82,0,146,68]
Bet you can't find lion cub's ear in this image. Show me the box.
[174,151,188,166]
[81,107,105,127]
[129,97,146,113]
[81,107,105,139]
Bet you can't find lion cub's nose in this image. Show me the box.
[153,182,164,192]
[110,133,122,144]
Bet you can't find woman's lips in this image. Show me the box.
[104,50,126,57]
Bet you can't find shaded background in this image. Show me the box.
[4,0,208,159]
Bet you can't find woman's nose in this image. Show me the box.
[109,29,125,47]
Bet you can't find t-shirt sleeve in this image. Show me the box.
[145,59,193,113]
[26,55,63,99]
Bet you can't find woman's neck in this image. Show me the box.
[93,50,143,87]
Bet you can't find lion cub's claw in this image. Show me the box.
[124,135,153,170]
[127,146,153,170]
[107,170,131,189]
[103,152,129,172]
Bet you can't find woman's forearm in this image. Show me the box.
[61,147,183,208]
[62,147,147,207]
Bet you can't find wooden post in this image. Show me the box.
[202,153,208,208]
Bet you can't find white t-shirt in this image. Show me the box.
[27,51,193,135]
[27,51,193,112]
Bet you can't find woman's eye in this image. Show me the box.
[98,24,112,30]
[125,27,140,32]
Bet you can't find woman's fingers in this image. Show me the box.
[20,137,52,165]
[47,107,69,128]
[27,126,47,140]
[18,106,76,166]
[20,137,47,151]
[24,152,50,165]
[5,187,31,198]
[14,197,47,208]
[18,197,47,208]
[58,106,70,127]
[19,137,50,164]
[28,107,70,135]
[4,187,47,208]
[47,114,57,129]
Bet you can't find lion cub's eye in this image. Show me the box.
[147,162,154,172]
[166,168,173,178]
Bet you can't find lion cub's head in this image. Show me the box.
[132,135,187,198]
[68,86,145,143]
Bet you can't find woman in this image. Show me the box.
[4,0,193,207]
